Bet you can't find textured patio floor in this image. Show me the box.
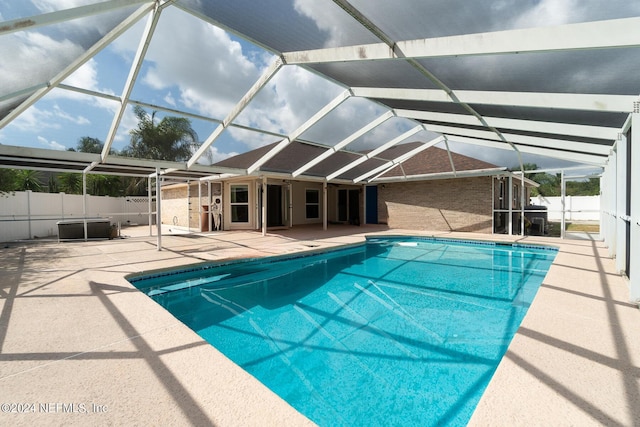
[0,225,638,426]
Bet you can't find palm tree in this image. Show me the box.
[76,136,104,154]
[15,170,43,191]
[122,106,199,162]
[48,174,58,193]
[58,173,82,194]
[87,174,124,197]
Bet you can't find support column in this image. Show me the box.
[82,172,88,241]
[603,159,617,258]
[615,137,627,272]
[323,181,328,231]
[186,180,191,232]
[27,190,32,240]
[491,177,495,234]
[148,177,153,237]
[207,181,212,232]
[507,175,513,235]
[262,177,267,237]
[156,168,162,251]
[560,171,566,239]
[288,182,293,228]
[629,105,640,303]
[520,173,525,236]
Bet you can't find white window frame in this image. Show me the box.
[305,188,320,219]
[230,184,250,224]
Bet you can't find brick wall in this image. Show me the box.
[377,177,493,233]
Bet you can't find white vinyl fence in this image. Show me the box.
[531,195,600,221]
[0,191,150,242]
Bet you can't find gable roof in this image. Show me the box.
[212,140,503,182]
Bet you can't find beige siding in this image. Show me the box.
[161,183,209,230]
[291,181,324,225]
[377,177,493,233]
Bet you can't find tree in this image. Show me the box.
[87,174,124,197]
[0,169,17,194]
[566,177,600,196]
[511,163,561,197]
[58,173,82,194]
[533,173,561,197]
[513,163,600,197]
[15,169,43,191]
[122,106,199,161]
[75,136,104,154]
[47,174,58,193]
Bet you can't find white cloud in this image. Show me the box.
[61,59,100,92]
[37,135,66,151]
[0,31,84,93]
[109,6,347,153]
[52,104,90,125]
[9,102,90,133]
[31,0,131,36]
[10,107,61,132]
[234,65,344,148]
[139,8,262,119]
[293,0,356,47]
[31,0,95,13]
[205,145,239,164]
[163,92,176,107]
[512,0,577,28]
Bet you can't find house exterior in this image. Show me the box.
[160,141,536,235]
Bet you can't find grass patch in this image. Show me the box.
[566,223,600,232]
[545,221,599,237]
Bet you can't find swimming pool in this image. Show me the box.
[129,236,557,426]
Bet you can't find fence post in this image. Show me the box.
[27,190,32,239]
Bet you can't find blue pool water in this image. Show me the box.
[129,237,557,426]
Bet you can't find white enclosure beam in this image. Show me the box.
[102,3,162,162]
[187,57,284,168]
[292,110,395,177]
[446,135,607,166]
[443,137,456,176]
[371,167,506,183]
[353,135,445,183]
[0,3,154,130]
[424,123,611,156]
[283,17,640,64]
[326,125,423,181]
[353,87,636,114]
[396,109,620,141]
[0,84,48,103]
[0,0,150,36]
[247,90,351,174]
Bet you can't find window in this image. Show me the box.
[230,184,249,223]
[306,189,319,219]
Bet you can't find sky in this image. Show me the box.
[1,0,635,175]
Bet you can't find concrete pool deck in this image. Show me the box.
[0,225,638,426]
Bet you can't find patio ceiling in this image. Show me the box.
[1,0,638,183]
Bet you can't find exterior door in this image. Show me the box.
[337,189,360,225]
[267,184,284,227]
[365,186,378,224]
